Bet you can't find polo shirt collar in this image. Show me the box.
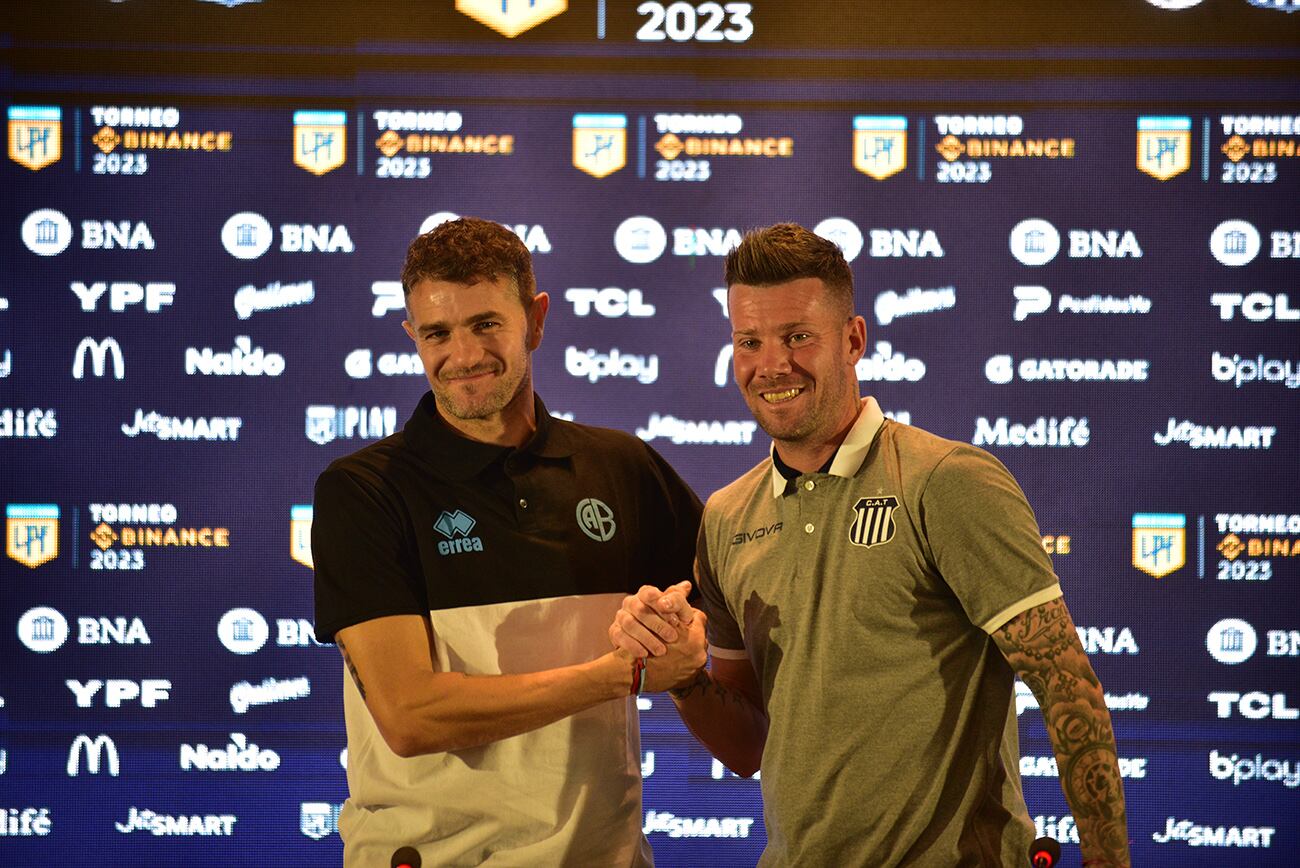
[404,390,575,481]
[769,396,886,498]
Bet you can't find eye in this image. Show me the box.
[425,329,449,342]
[474,320,501,332]
[735,338,759,351]
[788,332,811,345]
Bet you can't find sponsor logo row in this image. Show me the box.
[13,105,1300,185]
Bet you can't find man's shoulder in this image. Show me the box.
[880,419,1014,491]
[704,456,772,517]
[317,431,408,489]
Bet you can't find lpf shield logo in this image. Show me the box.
[572,114,627,178]
[849,496,898,548]
[853,116,907,180]
[8,106,61,171]
[456,0,567,37]
[293,111,347,175]
[6,503,59,568]
[291,505,314,568]
[299,802,338,840]
[1132,513,1186,578]
[305,406,338,445]
[1136,116,1191,181]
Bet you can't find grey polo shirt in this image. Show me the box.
[696,397,1062,867]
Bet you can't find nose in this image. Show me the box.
[444,327,486,370]
[754,340,793,380]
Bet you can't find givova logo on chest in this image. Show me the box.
[434,510,483,556]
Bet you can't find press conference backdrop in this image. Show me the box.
[3,0,1299,864]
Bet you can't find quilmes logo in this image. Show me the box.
[573,114,626,178]
[230,676,311,714]
[17,606,69,652]
[875,286,955,326]
[7,504,59,568]
[1132,513,1186,578]
[853,115,907,180]
[1137,116,1191,180]
[1210,220,1261,266]
[21,208,72,256]
[614,216,668,263]
[1208,618,1258,665]
[813,217,864,262]
[293,111,346,175]
[455,0,566,36]
[290,505,313,568]
[73,337,125,380]
[300,802,342,840]
[234,280,314,320]
[8,106,61,171]
[67,734,119,777]
[305,405,397,445]
[434,509,483,555]
[218,608,269,654]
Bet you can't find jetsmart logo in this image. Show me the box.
[67,734,120,777]
[180,733,280,772]
[115,807,236,837]
[636,413,758,446]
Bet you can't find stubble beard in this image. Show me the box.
[435,351,531,422]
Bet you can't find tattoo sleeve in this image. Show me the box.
[994,597,1131,867]
[669,668,747,706]
[337,638,366,701]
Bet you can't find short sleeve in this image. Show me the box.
[312,465,428,642]
[694,511,746,656]
[638,441,704,592]
[920,445,1062,634]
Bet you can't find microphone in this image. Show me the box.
[391,846,422,868]
[1028,836,1060,868]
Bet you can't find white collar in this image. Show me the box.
[769,397,886,498]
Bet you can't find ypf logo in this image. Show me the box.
[1207,618,1258,665]
[576,498,616,542]
[614,216,667,264]
[1009,219,1061,266]
[218,608,269,654]
[21,208,73,256]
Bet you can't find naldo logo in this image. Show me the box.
[614,216,667,264]
[21,208,73,256]
[218,608,269,654]
[18,606,69,653]
[1009,218,1061,266]
[221,212,273,260]
[1207,618,1258,665]
[1210,219,1261,267]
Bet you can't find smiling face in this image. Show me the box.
[729,276,866,453]
[402,275,549,436]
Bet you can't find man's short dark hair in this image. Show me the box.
[401,217,535,306]
[724,223,855,314]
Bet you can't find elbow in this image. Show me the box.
[372,706,447,758]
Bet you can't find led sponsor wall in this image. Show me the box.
[3,1,1299,865]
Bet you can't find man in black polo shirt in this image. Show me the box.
[312,217,705,866]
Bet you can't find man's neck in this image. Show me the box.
[438,388,537,447]
[773,399,862,474]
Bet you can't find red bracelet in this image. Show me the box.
[630,657,646,696]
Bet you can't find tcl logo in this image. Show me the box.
[1210,293,1299,322]
[1207,691,1298,720]
[564,287,655,318]
[66,679,171,709]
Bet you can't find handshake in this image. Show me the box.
[608,580,708,695]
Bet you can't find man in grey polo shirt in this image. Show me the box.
[611,223,1130,866]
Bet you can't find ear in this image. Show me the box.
[845,315,867,366]
[527,291,550,351]
[402,318,417,343]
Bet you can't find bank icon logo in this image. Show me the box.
[1009,218,1060,266]
[7,504,59,568]
[813,217,864,263]
[849,496,898,548]
[434,510,476,539]
[1136,116,1190,180]
[1132,512,1186,578]
[18,606,69,652]
[576,498,616,542]
[455,0,567,37]
[221,212,274,260]
[21,208,72,256]
[573,114,626,178]
[614,216,667,264]
[1206,617,1257,665]
[1209,219,1261,267]
[853,116,907,180]
[291,505,314,568]
[293,111,346,175]
[218,608,269,654]
[9,106,61,171]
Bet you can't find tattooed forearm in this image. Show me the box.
[995,597,1130,867]
[669,669,747,706]
[337,639,367,701]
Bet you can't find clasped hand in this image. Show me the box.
[609,580,707,693]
